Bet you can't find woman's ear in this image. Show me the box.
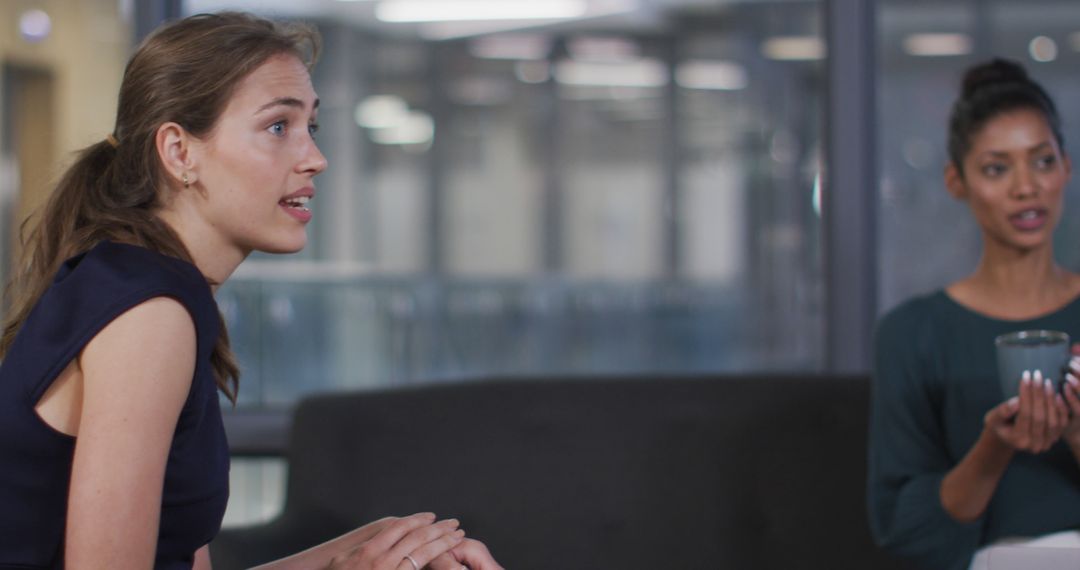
[944,161,966,201]
[155,122,198,189]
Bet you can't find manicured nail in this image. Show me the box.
[1034,370,1044,382]
[1072,356,1080,368]
[1008,396,1020,406]
[1023,370,1032,384]
[1045,378,1054,393]
[1068,373,1079,386]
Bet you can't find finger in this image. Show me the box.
[1044,373,1061,450]
[1055,393,1069,430]
[364,513,438,554]
[401,528,466,570]
[1066,374,1080,413]
[1032,371,1050,451]
[426,552,469,570]
[1016,371,1034,445]
[1039,373,1062,451]
[987,396,1020,427]
[450,539,504,570]
[388,519,462,561]
[1048,390,1068,449]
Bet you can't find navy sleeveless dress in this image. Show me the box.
[0,241,230,569]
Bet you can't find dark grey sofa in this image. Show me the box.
[211,375,909,570]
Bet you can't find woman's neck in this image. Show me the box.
[156,205,249,291]
[948,241,1080,320]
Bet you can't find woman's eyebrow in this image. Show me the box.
[255,97,320,114]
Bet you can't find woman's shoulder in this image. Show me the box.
[877,291,947,332]
[874,290,955,355]
[82,240,203,281]
[62,241,209,299]
[48,241,217,334]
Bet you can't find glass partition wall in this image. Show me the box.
[211,0,826,526]
[219,1,827,412]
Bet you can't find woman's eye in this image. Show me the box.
[982,163,1006,177]
[269,121,287,136]
[308,123,319,137]
[1035,155,1058,170]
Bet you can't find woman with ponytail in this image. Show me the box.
[869,59,1080,569]
[0,12,501,570]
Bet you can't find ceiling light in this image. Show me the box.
[761,36,825,61]
[566,36,639,62]
[675,60,748,91]
[1029,36,1058,62]
[369,111,435,145]
[554,58,668,88]
[903,33,972,57]
[19,9,51,43]
[470,34,551,60]
[376,0,587,23]
[354,95,409,129]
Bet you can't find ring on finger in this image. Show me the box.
[405,555,420,570]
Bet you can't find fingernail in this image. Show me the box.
[1068,373,1079,386]
[1023,370,1032,383]
[1045,378,1054,393]
[1009,396,1020,406]
[1035,370,1044,382]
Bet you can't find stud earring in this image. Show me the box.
[182,173,189,188]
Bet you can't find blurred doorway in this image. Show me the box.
[1,64,56,293]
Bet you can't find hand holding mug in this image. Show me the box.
[985,369,1069,453]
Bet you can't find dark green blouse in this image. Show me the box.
[868,291,1080,570]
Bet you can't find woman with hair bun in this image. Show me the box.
[0,12,501,570]
[868,58,1080,569]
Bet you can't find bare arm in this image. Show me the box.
[195,546,212,570]
[65,297,197,569]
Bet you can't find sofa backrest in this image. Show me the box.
[274,374,907,570]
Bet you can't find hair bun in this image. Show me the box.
[961,58,1030,99]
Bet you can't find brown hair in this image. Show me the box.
[0,12,321,403]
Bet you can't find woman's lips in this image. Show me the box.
[280,195,312,223]
[1009,208,1047,232]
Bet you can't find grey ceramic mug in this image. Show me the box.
[994,330,1070,400]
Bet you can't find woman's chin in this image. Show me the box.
[256,235,307,255]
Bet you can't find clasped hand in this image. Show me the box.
[984,350,1080,453]
[325,513,504,570]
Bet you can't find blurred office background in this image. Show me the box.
[3,0,1080,526]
